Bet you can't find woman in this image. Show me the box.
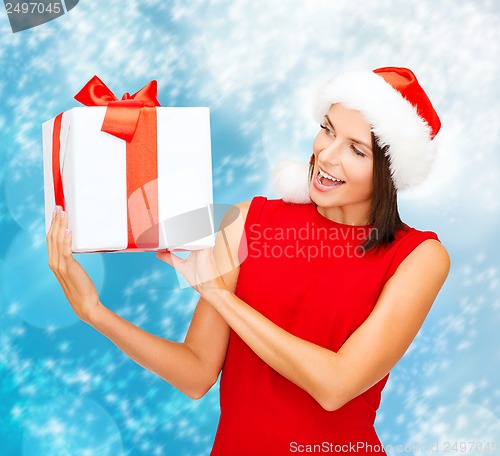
[47,67,450,455]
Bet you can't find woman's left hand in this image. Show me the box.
[156,248,228,297]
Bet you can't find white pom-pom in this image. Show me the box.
[272,159,311,204]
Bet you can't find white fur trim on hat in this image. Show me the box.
[314,70,436,191]
[273,159,311,203]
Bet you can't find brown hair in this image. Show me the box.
[308,132,406,252]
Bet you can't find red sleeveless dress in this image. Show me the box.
[211,197,439,455]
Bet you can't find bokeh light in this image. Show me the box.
[22,393,123,455]
[2,230,105,329]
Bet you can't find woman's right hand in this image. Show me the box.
[47,206,101,324]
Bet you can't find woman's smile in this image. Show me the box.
[314,167,346,192]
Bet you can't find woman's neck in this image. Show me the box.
[314,202,371,226]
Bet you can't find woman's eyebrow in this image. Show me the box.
[325,114,372,151]
[350,137,372,152]
[324,114,335,129]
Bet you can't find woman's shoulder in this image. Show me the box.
[394,224,440,244]
[390,224,447,260]
[234,196,289,223]
[231,198,256,225]
[234,198,254,215]
[381,224,449,283]
[398,224,448,260]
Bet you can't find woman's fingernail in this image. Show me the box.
[60,211,65,219]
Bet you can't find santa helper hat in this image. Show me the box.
[273,67,441,203]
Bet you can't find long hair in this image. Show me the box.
[308,132,406,252]
[363,133,406,251]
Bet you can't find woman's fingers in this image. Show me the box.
[62,224,73,259]
[48,207,67,292]
[156,249,198,287]
[47,206,73,276]
[46,207,55,264]
[156,247,225,293]
[156,250,187,269]
[56,208,69,272]
[46,206,100,323]
[47,206,62,270]
[56,208,67,243]
[155,250,174,266]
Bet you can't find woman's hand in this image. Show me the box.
[156,247,228,298]
[47,206,101,324]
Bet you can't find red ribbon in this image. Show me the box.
[74,75,160,142]
[52,112,65,211]
[51,76,161,250]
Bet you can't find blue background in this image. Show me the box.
[1,1,499,455]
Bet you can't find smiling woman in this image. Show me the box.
[311,104,375,227]
[46,67,450,456]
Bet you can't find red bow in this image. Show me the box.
[74,75,160,142]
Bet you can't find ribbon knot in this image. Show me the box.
[74,75,160,142]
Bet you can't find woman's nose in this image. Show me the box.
[318,139,343,164]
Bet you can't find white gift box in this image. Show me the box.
[43,107,215,253]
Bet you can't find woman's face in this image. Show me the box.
[310,103,374,224]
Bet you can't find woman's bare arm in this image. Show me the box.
[199,238,450,410]
[47,201,250,399]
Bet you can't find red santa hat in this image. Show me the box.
[273,67,441,203]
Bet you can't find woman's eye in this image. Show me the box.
[351,145,366,157]
[320,123,335,137]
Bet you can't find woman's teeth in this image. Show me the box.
[318,168,345,184]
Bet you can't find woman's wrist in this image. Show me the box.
[85,300,105,327]
[200,282,231,305]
